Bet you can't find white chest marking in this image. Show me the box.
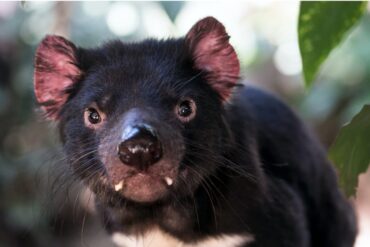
[112,228,254,247]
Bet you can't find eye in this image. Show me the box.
[84,105,105,128]
[87,108,101,124]
[176,99,196,121]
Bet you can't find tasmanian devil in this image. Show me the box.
[33,17,356,247]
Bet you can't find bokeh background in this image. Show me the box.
[0,1,369,246]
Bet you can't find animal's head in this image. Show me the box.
[33,17,240,205]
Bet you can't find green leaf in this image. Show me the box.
[298,1,367,86]
[329,105,370,197]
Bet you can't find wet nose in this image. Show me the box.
[118,125,162,170]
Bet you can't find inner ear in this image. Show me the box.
[185,17,240,101]
[34,35,81,120]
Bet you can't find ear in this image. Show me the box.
[34,35,81,120]
[185,17,240,101]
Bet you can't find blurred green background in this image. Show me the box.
[0,1,370,247]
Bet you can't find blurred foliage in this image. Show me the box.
[329,105,370,197]
[298,1,370,197]
[160,2,184,21]
[298,1,367,86]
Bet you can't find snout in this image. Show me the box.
[97,108,182,202]
[118,124,163,171]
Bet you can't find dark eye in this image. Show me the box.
[87,108,101,124]
[176,99,196,121]
[84,104,105,129]
[178,101,192,117]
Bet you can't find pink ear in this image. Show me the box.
[34,35,81,120]
[185,17,240,101]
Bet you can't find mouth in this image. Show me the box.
[106,167,177,203]
[114,175,173,192]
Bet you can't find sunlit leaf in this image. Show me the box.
[329,105,370,197]
[298,1,367,86]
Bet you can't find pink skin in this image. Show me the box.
[34,35,81,119]
[186,16,240,101]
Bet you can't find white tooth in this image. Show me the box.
[114,180,124,191]
[164,177,173,186]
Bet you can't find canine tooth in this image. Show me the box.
[164,177,173,186]
[115,180,124,191]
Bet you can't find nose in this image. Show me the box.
[118,125,162,170]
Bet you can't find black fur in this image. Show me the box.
[37,29,356,246]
